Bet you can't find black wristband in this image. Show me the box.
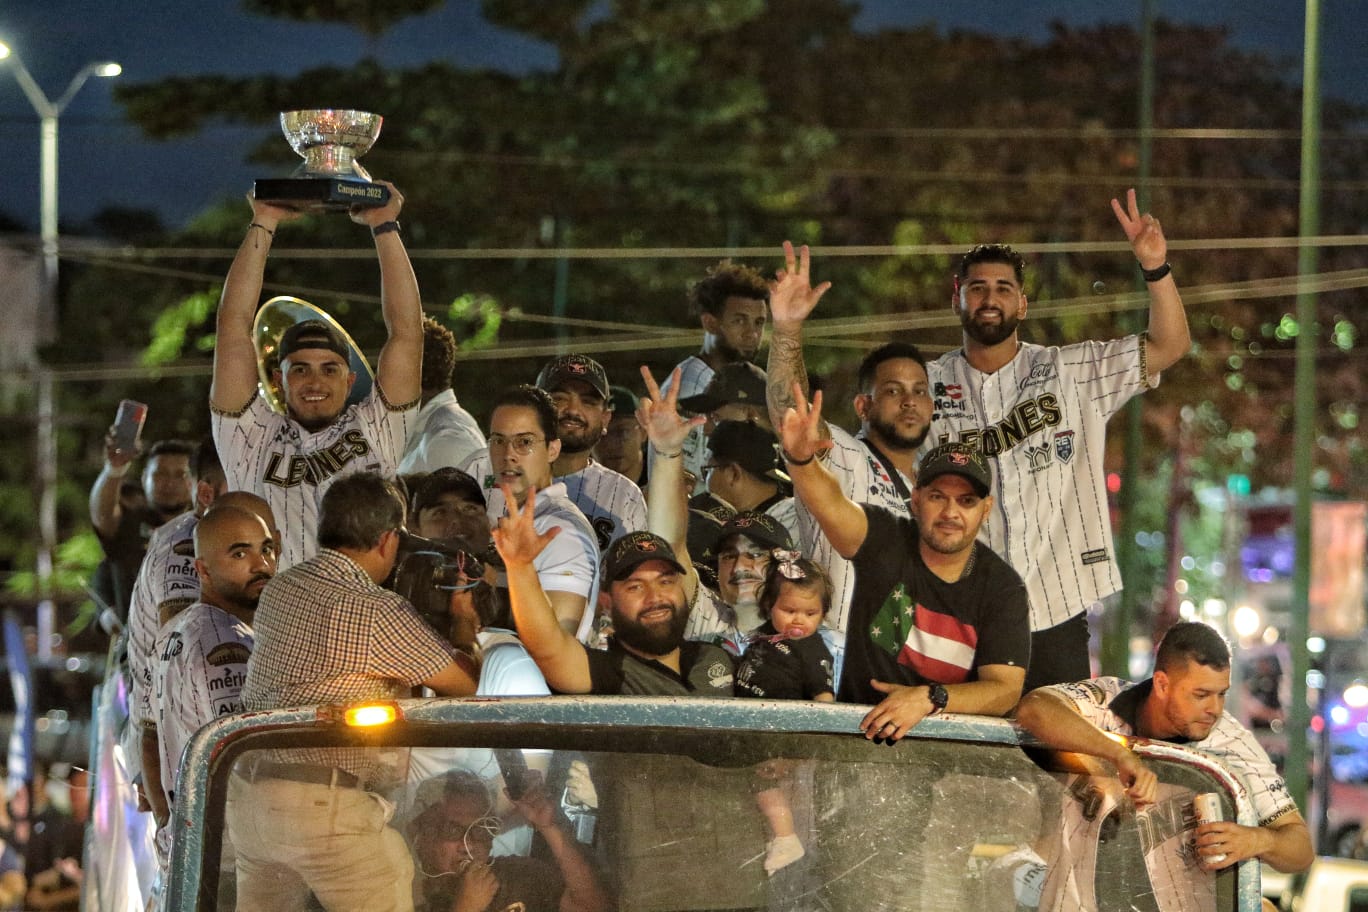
[371,220,401,237]
[1140,261,1171,283]
[781,448,814,466]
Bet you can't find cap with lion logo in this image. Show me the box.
[915,442,992,497]
[603,531,687,581]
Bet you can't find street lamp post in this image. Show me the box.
[0,41,120,661]
[0,41,121,320]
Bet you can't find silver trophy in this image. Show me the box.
[253,109,391,209]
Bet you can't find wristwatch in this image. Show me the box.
[927,683,949,716]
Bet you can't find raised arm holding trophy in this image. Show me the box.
[210,108,423,570]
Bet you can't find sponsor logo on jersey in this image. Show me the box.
[1080,548,1109,566]
[932,382,968,416]
[209,666,248,692]
[160,633,184,661]
[940,393,1062,456]
[206,642,251,667]
[262,430,373,488]
[1055,430,1076,463]
[1024,441,1052,471]
[1020,362,1058,390]
[167,560,197,576]
[591,516,615,551]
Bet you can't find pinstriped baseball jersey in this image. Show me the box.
[211,388,416,571]
[150,601,252,808]
[127,510,200,731]
[798,423,914,639]
[1053,676,1296,826]
[462,452,645,554]
[924,337,1154,631]
[656,354,714,491]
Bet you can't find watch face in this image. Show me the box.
[929,684,949,712]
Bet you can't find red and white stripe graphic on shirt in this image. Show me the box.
[897,603,978,684]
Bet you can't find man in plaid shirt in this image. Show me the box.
[226,472,478,912]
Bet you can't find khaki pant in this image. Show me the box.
[226,773,414,912]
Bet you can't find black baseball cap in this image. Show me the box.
[535,354,611,400]
[678,362,768,414]
[916,442,992,497]
[714,510,793,553]
[277,319,351,362]
[603,531,687,581]
[706,420,789,486]
[606,385,639,416]
[412,468,486,515]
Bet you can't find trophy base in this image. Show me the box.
[253,178,391,210]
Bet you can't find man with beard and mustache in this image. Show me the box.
[210,183,421,571]
[494,368,734,697]
[657,261,771,492]
[766,245,933,684]
[149,504,276,847]
[682,510,797,655]
[923,190,1191,691]
[780,390,1029,740]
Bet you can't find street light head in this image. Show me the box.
[95,62,121,78]
[0,41,12,60]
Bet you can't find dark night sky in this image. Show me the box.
[0,0,1362,232]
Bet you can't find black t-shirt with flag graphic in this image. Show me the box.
[838,505,1030,704]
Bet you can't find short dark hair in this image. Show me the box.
[192,436,223,484]
[856,342,928,394]
[688,261,770,319]
[757,556,832,621]
[317,472,406,551]
[146,439,195,462]
[957,243,1027,287]
[1155,621,1231,673]
[420,317,457,393]
[490,385,559,442]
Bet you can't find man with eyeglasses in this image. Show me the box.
[469,385,601,640]
[407,769,610,912]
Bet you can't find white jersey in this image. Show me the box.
[459,454,602,642]
[800,423,913,639]
[462,452,645,554]
[212,387,416,570]
[763,495,800,546]
[924,338,1153,630]
[150,602,253,808]
[475,628,550,696]
[127,511,201,732]
[657,354,714,492]
[397,388,486,475]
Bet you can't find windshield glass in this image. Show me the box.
[183,713,1239,912]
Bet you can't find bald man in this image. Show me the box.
[149,503,276,860]
[138,490,277,830]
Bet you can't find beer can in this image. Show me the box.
[1193,792,1226,863]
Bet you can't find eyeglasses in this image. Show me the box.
[488,433,545,455]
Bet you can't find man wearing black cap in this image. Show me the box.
[593,386,647,484]
[669,361,774,493]
[781,390,1030,740]
[210,182,421,569]
[682,510,796,653]
[498,523,734,696]
[701,420,797,542]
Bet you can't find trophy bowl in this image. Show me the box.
[255,109,390,209]
[281,109,383,181]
